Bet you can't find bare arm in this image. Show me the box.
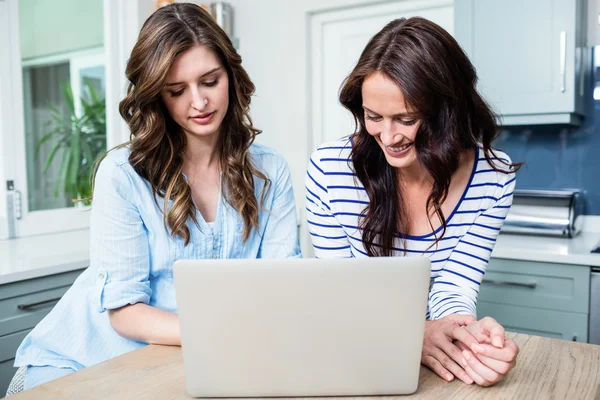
[108,303,181,346]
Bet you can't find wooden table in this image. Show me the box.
[9,333,600,399]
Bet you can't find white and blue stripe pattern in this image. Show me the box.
[305,137,515,320]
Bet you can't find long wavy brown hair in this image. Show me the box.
[93,3,269,244]
[339,17,521,256]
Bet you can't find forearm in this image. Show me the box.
[428,288,477,319]
[108,303,180,346]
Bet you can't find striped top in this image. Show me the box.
[305,137,516,320]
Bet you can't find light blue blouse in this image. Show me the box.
[15,143,301,371]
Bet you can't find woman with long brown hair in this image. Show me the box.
[306,17,519,386]
[13,3,299,390]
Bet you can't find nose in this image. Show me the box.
[190,88,208,110]
[379,121,401,146]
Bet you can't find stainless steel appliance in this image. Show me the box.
[501,189,584,238]
[210,2,234,38]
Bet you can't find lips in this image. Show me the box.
[191,111,214,119]
[387,142,413,152]
[384,141,414,158]
[189,111,216,125]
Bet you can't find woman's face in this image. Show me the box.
[161,45,230,140]
[361,72,420,170]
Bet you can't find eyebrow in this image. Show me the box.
[362,106,415,118]
[165,67,221,87]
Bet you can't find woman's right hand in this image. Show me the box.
[421,314,483,384]
[455,317,519,386]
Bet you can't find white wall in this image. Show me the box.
[103,0,157,149]
[227,0,382,255]
[19,0,104,60]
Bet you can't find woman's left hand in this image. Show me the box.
[456,317,519,386]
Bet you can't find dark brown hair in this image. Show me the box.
[93,3,269,244]
[339,17,521,256]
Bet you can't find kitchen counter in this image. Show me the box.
[491,216,600,266]
[9,332,600,399]
[0,229,89,285]
[1,214,600,286]
[492,231,600,266]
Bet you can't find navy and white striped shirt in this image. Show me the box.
[305,137,515,320]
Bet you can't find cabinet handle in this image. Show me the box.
[482,279,537,289]
[559,31,566,93]
[17,297,61,311]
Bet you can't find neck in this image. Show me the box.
[182,132,220,172]
[396,160,431,189]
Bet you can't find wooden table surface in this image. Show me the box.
[9,332,600,399]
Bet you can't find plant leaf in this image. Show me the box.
[81,136,94,167]
[42,141,64,175]
[55,147,72,197]
[34,131,58,156]
[36,79,106,200]
[69,128,81,194]
[61,82,75,115]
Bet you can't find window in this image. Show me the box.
[22,50,106,212]
[0,0,106,238]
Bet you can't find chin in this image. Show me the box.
[185,123,220,138]
[384,152,418,169]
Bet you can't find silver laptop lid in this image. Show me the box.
[174,257,431,397]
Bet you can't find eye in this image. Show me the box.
[169,89,184,97]
[397,118,417,126]
[365,115,382,122]
[203,80,218,87]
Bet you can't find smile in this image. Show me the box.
[387,143,413,152]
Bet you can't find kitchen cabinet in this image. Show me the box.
[454,0,588,126]
[478,258,589,342]
[0,268,84,395]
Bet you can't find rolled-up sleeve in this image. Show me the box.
[90,158,152,312]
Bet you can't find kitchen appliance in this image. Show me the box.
[210,2,234,38]
[501,189,584,238]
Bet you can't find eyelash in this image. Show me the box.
[168,80,219,97]
[365,115,417,126]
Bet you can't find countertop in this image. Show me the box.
[1,215,600,286]
[0,229,89,285]
[491,216,600,267]
[9,332,600,399]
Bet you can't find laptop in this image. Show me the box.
[173,257,431,398]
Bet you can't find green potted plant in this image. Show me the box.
[36,80,106,206]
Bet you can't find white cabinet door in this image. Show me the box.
[454,0,587,125]
[309,0,454,150]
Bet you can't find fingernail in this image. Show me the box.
[463,350,471,361]
[446,374,453,381]
[465,376,474,385]
[493,336,503,347]
[472,344,485,353]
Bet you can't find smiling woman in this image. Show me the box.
[10,3,300,393]
[306,17,521,387]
